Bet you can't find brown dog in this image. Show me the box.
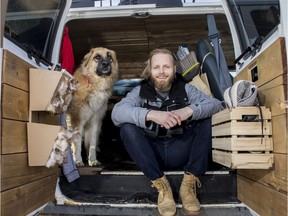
[66,47,119,166]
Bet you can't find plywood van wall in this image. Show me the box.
[67,14,234,78]
[235,37,287,216]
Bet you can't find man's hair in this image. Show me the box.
[141,48,175,78]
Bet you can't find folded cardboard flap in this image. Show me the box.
[29,68,76,115]
[27,123,61,166]
[29,68,63,112]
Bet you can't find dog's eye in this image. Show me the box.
[94,55,101,60]
[107,52,113,61]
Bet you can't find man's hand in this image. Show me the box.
[146,106,193,129]
[146,110,181,129]
[171,107,193,122]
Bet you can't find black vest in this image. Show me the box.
[140,78,189,137]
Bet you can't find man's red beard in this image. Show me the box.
[151,74,174,91]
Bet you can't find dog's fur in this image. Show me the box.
[66,47,119,166]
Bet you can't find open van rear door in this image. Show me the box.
[221,0,286,70]
[0,0,73,215]
[220,1,287,215]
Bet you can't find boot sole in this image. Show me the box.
[181,208,201,216]
[158,211,177,216]
[158,213,177,216]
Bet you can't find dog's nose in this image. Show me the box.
[102,61,110,67]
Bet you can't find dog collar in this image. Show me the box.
[83,75,90,86]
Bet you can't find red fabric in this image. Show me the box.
[60,26,75,75]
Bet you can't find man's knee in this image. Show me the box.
[120,123,137,135]
[120,123,145,141]
[201,117,212,126]
[198,117,212,133]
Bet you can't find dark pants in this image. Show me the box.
[120,118,212,180]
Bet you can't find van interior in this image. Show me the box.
[2,0,286,215]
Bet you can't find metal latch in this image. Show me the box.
[131,11,150,18]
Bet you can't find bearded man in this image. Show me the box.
[112,48,224,216]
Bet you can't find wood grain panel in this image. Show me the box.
[2,50,32,91]
[257,38,286,86]
[237,175,287,216]
[212,150,273,169]
[67,13,234,78]
[1,48,59,215]
[118,62,146,79]
[236,55,287,116]
[271,114,287,154]
[1,119,27,154]
[258,72,287,91]
[1,84,29,121]
[274,153,288,182]
[235,38,287,87]
[68,16,148,70]
[234,37,288,213]
[1,153,59,191]
[238,153,287,193]
[1,174,58,216]
[212,121,272,137]
[259,84,287,116]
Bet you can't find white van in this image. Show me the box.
[0,0,287,215]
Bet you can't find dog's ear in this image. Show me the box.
[82,49,95,67]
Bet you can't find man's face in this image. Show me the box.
[150,53,176,91]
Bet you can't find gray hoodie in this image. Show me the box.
[112,82,223,129]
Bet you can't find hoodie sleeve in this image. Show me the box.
[185,84,223,120]
[111,86,149,128]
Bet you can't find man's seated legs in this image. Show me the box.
[120,123,176,216]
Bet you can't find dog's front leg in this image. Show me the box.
[71,128,85,167]
[85,118,102,167]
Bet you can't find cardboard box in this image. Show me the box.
[29,69,63,111]
[27,123,61,166]
[212,107,274,169]
[29,68,75,116]
[28,68,73,166]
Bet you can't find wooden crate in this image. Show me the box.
[212,107,274,169]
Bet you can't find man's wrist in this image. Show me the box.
[146,110,152,121]
[186,107,193,120]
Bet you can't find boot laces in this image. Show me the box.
[189,177,202,195]
[152,181,173,203]
[152,181,166,190]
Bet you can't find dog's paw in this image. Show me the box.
[88,160,101,167]
[75,161,85,167]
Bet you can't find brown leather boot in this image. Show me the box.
[179,173,202,215]
[151,175,177,216]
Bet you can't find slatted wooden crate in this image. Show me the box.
[212,107,273,169]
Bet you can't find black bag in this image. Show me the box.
[195,39,232,101]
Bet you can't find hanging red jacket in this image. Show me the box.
[60,26,75,75]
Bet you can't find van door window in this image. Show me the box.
[227,0,280,52]
[4,0,66,62]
